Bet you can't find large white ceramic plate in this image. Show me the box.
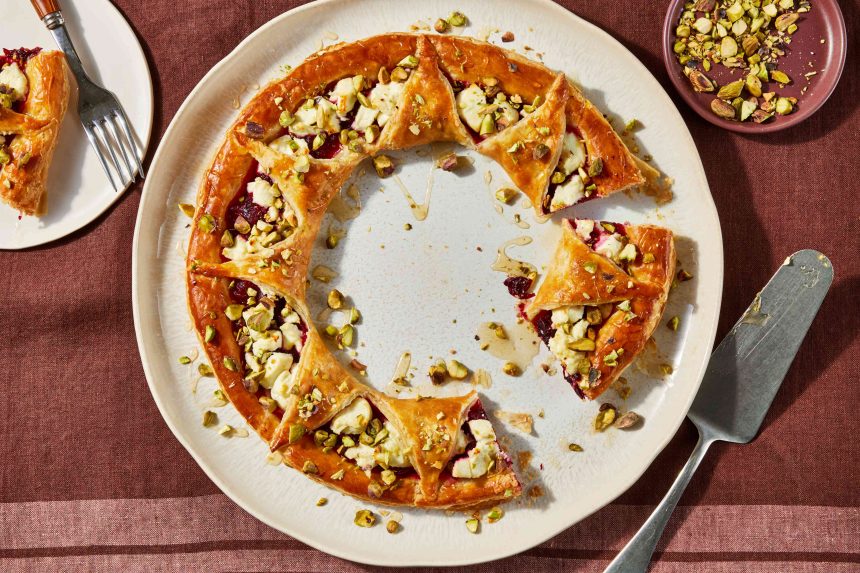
[133,0,722,566]
[0,0,153,250]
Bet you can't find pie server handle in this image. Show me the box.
[603,250,833,573]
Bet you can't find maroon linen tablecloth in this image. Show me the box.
[1,1,857,570]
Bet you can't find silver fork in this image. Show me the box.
[31,0,145,191]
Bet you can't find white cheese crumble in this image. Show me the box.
[261,352,294,389]
[368,81,405,126]
[559,133,586,174]
[248,178,277,208]
[595,233,624,261]
[374,421,412,468]
[455,84,486,132]
[0,63,28,102]
[270,364,298,410]
[451,419,499,479]
[330,397,372,435]
[550,174,585,211]
[575,219,595,241]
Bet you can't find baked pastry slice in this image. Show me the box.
[428,35,645,216]
[524,219,675,399]
[0,48,69,215]
[188,261,520,509]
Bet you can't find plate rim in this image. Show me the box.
[0,0,154,250]
[132,0,724,565]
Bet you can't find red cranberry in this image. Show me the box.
[503,275,534,299]
[531,310,556,344]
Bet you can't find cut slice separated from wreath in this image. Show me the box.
[524,219,675,399]
[0,48,69,216]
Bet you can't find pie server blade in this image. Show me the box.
[605,249,833,573]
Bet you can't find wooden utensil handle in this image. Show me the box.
[31,0,60,19]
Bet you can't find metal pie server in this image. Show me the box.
[605,249,833,573]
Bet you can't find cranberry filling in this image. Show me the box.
[503,275,534,299]
[225,278,309,418]
[0,47,41,68]
[225,162,269,238]
[298,133,342,160]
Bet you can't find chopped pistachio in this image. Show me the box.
[316,497,328,506]
[668,316,681,331]
[594,404,617,431]
[710,98,736,119]
[325,232,340,249]
[502,362,521,376]
[202,411,218,427]
[436,152,460,171]
[532,143,550,160]
[446,360,469,380]
[198,363,214,377]
[740,99,757,121]
[197,213,216,234]
[223,357,238,372]
[338,324,355,347]
[218,424,234,436]
[487,507,504,523]
[465,518,480,533]
[278,111,295,128]
[302,460,318,474]
[331,469,345,480]
[372,155,395,178]
[583,262,597,274]
[327,289,344,310]
[495,187,518,204]
[381,469,397,485]
[377,66,390,84]
[568,443,584,452]
[479,113,496,136]
[390,67,409,82]
[745,74,763,97]
[775,96,794,115]
[771,70,791,85]
[614,411,642,429]
[428,362,448,385]
[447,11,468,27]
[178,355,192,365]
[642,253,656,264]
[434,18,450,33]
[354,509,376,527]
[288,424,306,444]
[717,79,744,100]
[386,520,400,534]
[588,157,603,178]
[397,54,419,68]
[204,325,217,343]
[569,338,596,352]
[178,203,196,218]
[660,363,674,375]
[364,124,380,144]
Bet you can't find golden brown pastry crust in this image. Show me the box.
[526,220,675,399]
[0,51,70,216]
[185,32,653,508]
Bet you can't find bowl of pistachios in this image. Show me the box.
[662,0,846,133]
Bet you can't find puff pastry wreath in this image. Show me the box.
[0,48,70,216]
[186,33,664,508]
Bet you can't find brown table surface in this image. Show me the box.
[1,1,857,571]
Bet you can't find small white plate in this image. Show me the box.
[0,0,153,250]
[134,0,723,566]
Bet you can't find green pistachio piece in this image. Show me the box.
[354,509,376,527]
[178,355,192,365]
[372,155,395,178]
[204,325,217,343]
[775,97,794,115]
[447,11,468,27]
[502,362,521,376]
[568,338,596,352]
[197,213,216,234]
[225,304,244,321]
[495,187,518,204]
[397,55,419,69]
[288,424,306,444]
[327,289,344,310]
[198,363,214,377]
[223,357,238,372]
[434,18,450,33]
[770,70,791,85]
[302,460,318,474]
[465,518,480,533]
[446,360,469,380]
[202,411,218,427]
[717,79,743,101]
[348,307,361,324]
[740,99,757,121]
[667,316,681,331]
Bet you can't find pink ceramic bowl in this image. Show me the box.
[662,0,847,133]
